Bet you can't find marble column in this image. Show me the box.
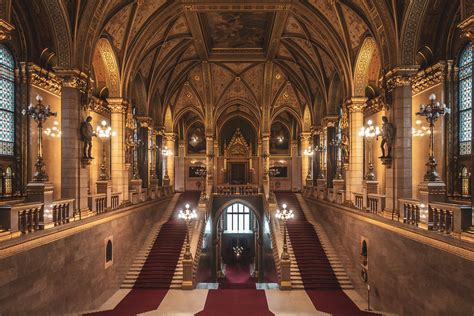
[346,97,366,203]
[108,98,128,203]
[384,68,417,214]
[57,69,88,213]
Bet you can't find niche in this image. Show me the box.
[105,236,113,269]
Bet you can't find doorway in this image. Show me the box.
[229,162,247,184]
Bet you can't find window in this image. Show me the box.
[0,45,14,156]
[225,203,251,232]
[458,44,472,155]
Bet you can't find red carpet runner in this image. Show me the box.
[275,192,376,316]
[197,263,273,315]
[87,192,200,316]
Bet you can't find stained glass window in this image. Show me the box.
[0,45,14,156]
[459,44,472,155]
[225,203,251,232]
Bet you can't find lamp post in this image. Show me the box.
[275,203,294,260]
[359,120,380,181]
[416,94,449,181]
[179,203,197,260]
[22,95,57,182]
[96,120,114,181]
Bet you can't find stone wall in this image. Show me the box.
[307,200,474,316]
[0,198,170,315]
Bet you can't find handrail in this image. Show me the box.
[88,193,107,214]
[51,199,74,227]
[215,184,259,196]
[0,202,44,233]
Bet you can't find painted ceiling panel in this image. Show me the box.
[104,4,133,53]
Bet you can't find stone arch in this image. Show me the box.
[353,37,378,96]
[132,73,148,116]
[93,38,121,97]
[400,0,430,65]
[42,0,71,67]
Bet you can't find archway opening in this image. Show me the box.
[216,202,260,288]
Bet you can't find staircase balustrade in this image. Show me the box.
[51,199,74,227]
[215,185,259,196]
[88,193,107,214]
[367,193,385,214]
[353,192,363,210]
[111,192,121,209]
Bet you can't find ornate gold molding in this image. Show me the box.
[136,116,153,128]
[346,97,367,113]
[26,63,62,96]
[88,96,109,116]
[0,19,14,42]
[364,96,387,116]
[55,68,88,92]
[107,98,128,114]
[385,66,418,91]
[458,14,474,41]
[321,115,339,128]
[411,62,449,95]
[182,0,292,11]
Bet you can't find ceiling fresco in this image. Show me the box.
[200,12,272,49]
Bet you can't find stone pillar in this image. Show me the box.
[108,98,128,203]
[346,98,366,203]
[300,132,312,190]
[137,116,153,189]
[291,140,299,191]
[384,68,416,214]
[57,69,89,213]
[176,140,185,192]
[206,136,214,197]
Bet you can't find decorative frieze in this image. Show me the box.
[87,96,109,116]
[346,97,367,113]
[107,98,128,113]
[55,68,88,92]
[136,116,154,128]
[321,116,339,128]
[411,62,449,95]
[25,63,62,96]
[458,15,474,41]
[364,96,387,116]
[385,66,418,91]
[0,19,14,42]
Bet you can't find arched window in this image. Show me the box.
[106,240,113,262]
[0,45,14,156]
[458,44,472,155]
[225,203,251,232]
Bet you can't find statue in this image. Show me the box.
[340,131,349,163]
[379,116,395,158]
[80,116,96,159]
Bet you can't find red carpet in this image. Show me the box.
[87,192,200,315]
[275,192,377,315]
[218,263,257,289]
[196,289,274,316]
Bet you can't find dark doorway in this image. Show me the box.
[230,163,247,184]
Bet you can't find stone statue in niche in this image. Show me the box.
[379,116,395,159]
[80,116,96,159]
[340,131,349,163]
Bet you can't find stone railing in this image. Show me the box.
[429,202,471,234]
[51,199,74,227]
[215,185,259,196]
[0,202,44,234]
[367,193,386,214]
[399,199,420,227]
[111,192,121,210]
[88,193,107,214]
[353,192,364,210]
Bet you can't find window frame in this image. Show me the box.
[458,43,473,156]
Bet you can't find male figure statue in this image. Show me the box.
[379,116,395,158]
[80,116,96,159]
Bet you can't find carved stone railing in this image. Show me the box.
[88,193,107,214]
[399,199,420,227]
[0,202,44,234]
[51,199,74,227]
[429,202,471,234]
[353,192,364,210]
[215,185,259,196]
[367,193,386,214]
[111,192,121,210]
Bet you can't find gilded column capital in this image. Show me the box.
[300,131,312,141]
[55,68,88,92]
[164,132,176,142]
[384,66,418,91]
[346,97,367,113]
[136,116,153,128]
[0,19,14,42]
[107,98,128,113]
[321,115,339,127]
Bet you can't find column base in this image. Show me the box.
[182,257,194,290]
[418,181,447,204]
[316,179,327,200]
[279,258,292,290]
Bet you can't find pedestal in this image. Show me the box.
[96,181,112,209]
[279,258,292,290]
[130,179,143,202]
[363,180,378,209]
[149,178,158,199]
[316,178,327,200]
[418,181,447,204]
[26,182,54,225]
[305,178,313,197]
[332,179,345,204]
[182,257,194,290]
